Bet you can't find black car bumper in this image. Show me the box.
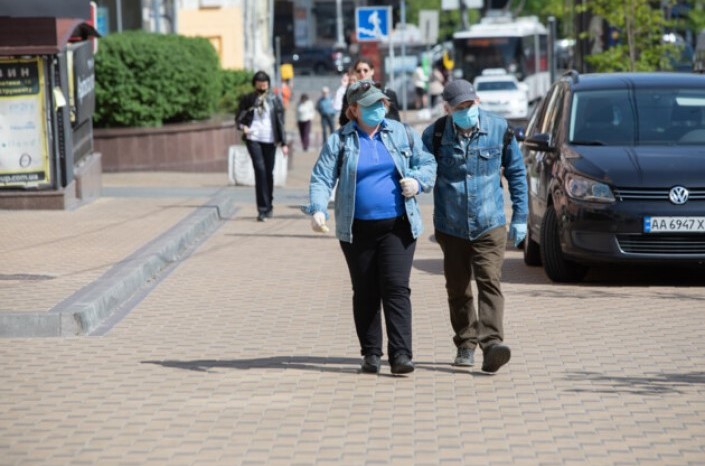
[556,198,705,263]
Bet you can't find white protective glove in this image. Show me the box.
[311,212,329,233]
[399,177,419,198]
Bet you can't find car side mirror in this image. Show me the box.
[523,132,554,152]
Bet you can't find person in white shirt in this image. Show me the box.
[413,65,427,109]
[333,71,351,116]
[296,93,315,151]
[235,71,288,222]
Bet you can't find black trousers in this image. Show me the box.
[245,140,276,214]
[340,216,416,359]
[297,120,311,151]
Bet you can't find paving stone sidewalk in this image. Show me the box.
[1,120,704,465]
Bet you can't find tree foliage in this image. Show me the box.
[402,0,480,41]
[399,0,684,73]
[580,0,677,72]
[218,69,254,115]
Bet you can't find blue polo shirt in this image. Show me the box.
[353,123,404,220]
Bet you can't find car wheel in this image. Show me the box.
[540,207,588,282]
[523,224,542,266]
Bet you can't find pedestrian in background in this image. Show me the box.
[280,78,292,111]
[296,93,315,151]
[428,65,446,108]
[413,64,427,109]
[339,58,400,126]
[421,79,528,374]
[303,79,436,375]
[235,70,288,222]
[316,86,336,143]
[333,71,351,117]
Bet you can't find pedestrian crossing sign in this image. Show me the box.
[355,6,391,42]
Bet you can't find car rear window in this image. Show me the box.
[476,81,518,91]
[570,88,705,146]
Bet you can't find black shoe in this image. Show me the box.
[264,209,273,218]
[481,344,511,374]
[257,213,266,222]
[390,354,415,375]
[361,355,381,374]
[453,347,475,367]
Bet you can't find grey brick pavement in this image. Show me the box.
[1,117,705,464]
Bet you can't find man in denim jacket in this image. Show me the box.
[421,79,528,374]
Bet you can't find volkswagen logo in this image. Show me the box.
[669,186,689,205]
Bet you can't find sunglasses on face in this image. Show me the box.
[348,80,382,98]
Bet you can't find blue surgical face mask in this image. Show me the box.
[359,101,386,127]
[451,105,479,129]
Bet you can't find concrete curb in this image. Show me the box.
[0,189,239,338]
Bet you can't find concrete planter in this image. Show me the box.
[94,118,238,172]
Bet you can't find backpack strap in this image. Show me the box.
[431,116,448,158]
[502,126,515,162]
[403,123,415,152]
[337,123,415,176]
[336,128,346,177]
[431,116,513,161]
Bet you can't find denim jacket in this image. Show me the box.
[421,109,528,241]
[303,119,437,243]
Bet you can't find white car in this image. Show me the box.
[473,70,529,120]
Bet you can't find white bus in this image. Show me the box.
[452,15,550,104]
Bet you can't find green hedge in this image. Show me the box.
[219,68,253,115]
[94,32,222,127]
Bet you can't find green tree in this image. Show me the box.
[403,0,480,40]
[580,0,677,72]
[686,0,705,37]
[510,0,572,36]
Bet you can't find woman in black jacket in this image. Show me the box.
[236,71,288,222]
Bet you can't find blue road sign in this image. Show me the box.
[356,7,391,42]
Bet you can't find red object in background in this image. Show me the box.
[359,42,382,79]
[69,1,99,53]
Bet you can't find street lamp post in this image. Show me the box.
[335,0,345,48]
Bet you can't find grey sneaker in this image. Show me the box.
[453,347,475,367]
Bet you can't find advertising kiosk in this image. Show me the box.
[0,0,100,209]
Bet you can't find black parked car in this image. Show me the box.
[519,71,705,282]
[281,46,351,75]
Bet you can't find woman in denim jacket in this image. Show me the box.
[302,80,436,375]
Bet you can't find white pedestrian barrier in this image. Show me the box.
[228,145,287,187]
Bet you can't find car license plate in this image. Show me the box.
[644,216,705,233]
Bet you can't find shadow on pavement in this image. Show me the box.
[412,258,443,275]
[493,257,705,287]
[225,233,336,240]
[563,371,705,396]
[142,356,488,377]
